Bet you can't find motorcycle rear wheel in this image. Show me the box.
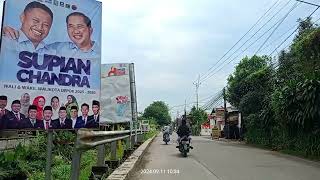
[183,151,187,157]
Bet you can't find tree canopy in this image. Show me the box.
[188,106,208,136]
[143,101,171,126]
[225,17,320,157]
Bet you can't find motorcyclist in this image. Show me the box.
[176,119,192,148]
[162,125,170,140]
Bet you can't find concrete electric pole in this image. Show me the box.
[193,75,201,110]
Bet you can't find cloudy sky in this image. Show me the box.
[0,0,319,117]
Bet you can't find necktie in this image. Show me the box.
[15,113,19,120]
[46,121,49,130]
[31,119,35,127]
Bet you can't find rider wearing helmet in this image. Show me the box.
[176,118,192,148]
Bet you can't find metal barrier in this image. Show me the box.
[0,137,35,151]
[0,135,37,151]
[0,128,148,179]
[70,128,147,180]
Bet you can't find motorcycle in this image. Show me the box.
[163,132,170,145]
[178,135,192,157]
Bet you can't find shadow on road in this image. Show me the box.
[169,151,194,159]
[160,143,172,146]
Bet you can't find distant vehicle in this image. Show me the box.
[162,126,171,144]
[163,132,170,145]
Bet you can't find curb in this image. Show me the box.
[106,133,158,180]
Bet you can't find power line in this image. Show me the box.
[202,96,221,109]
[201,95,218,109]
[170,101,206,109]
[202,93,222,109]
[199,2,300,83]
[204,98,224,111]
[171,92,220,109]
[201,90,224,110]
[260,23,298,52]
[269,6,320,56]
[262,11,320,56]
[268,9,319,74]
[296,0,320,7]
[198,89,224,102]
[211,98,224,109]
[255,2,299,54]
[199,0,294,84]
[194,0,282,84]
[261,11,320,53]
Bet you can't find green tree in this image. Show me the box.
[143,101,171,126]
[226,55,272,108]
[226,55,274,145]
[189,106,208,136]
[226,55,274,114]
[273,18,320,136]
[230,17,320,158]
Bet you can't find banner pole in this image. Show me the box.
[71,133,82,180]
[97,145,106,166]
[129,121,133,149]
[45,130,53,180]
[129,63,138,144]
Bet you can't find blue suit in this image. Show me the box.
[74,116,90,129]
[74,117,84,129]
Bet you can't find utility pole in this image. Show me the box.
[193,75,201,110]
[184,99,187,114]
[223,87,228,139]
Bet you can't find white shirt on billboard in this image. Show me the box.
[2,30,54,54]
[71,117,77,129]
[46,41,100,59]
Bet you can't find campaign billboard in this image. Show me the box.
[0,0,102,130]
[100,63,133,124]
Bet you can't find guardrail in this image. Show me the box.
[0,135,37,151]
[0,128,149,179]
[0,130,38,151]
[70,128,148,180]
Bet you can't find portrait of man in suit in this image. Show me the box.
[42,106,54,130]
[75,103,89,128]
[5,100,26,129]
[52,106,72,129]
[70,106,78,129]
[20,105,43,129]
[86,100,100,128]
[0,95,10,129]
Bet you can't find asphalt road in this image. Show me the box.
[130,133,320,180]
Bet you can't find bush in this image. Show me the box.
[0,131,100,179]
